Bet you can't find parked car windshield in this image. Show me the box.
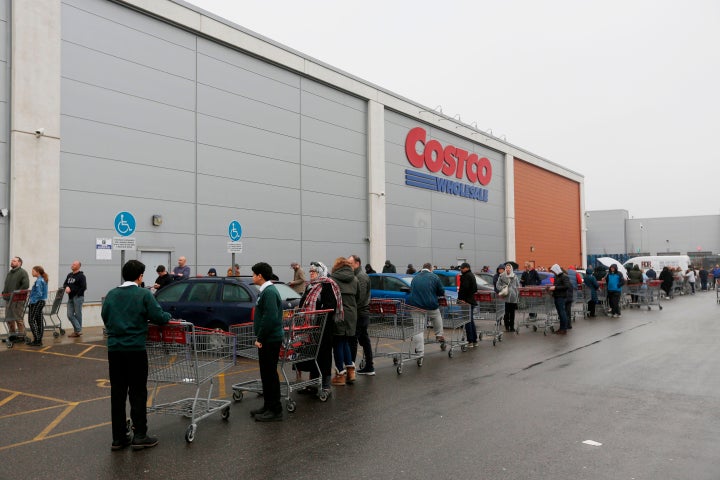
[435,274,457,288]
[222,282,252,302]
[475,274,493,289]
[155,281,187,302]
[248,282,301,301]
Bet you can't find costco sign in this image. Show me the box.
[404,127,491,202]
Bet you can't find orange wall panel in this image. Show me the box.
[514,158,582,269]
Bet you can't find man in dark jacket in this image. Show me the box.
[520,263,541,287]
[458,262,478,347]
[251,262,284,422]
[407,263,445,356]
[659,266,673,299]
[2,256,30,340]
[349,255,374,375]
[382,260,397,273]
[152,265,174,291]
[63,260,87,337]
[549,264,571,334]
[101,260,170,451]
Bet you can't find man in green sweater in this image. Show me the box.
[250,262,284,422]
[2,256,30,340]
[101,260,171,451]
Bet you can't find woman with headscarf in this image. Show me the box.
[330,257,359,386]
[495,263,520,332]
[296,261,342,396]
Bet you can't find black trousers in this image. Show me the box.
[108,350,148,440]
[350,313,373,368]
[28,301,45,342]
[258,341,282,413]
[504,303,517,330]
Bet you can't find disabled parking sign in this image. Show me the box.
[228,221,242,242]
[114,211,136,237]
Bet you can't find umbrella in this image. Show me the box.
[504,261,519,270]
[596,257,628,279]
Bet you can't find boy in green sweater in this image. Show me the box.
[101,260,171,450]
[250,262,284,422]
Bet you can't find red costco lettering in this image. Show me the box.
[405,127,492,185]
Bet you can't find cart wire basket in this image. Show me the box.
[230,309,331,411]
[146,321,236,443]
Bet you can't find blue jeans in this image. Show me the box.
[333,336,353,372]
[464,305,478,343]
[67,296,84,333]
[554,296,570,331]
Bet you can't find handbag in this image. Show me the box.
[499,285,509,297]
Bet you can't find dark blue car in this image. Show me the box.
[155,277,301,331]
[369,273,458,300]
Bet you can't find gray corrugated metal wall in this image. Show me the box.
[384,110,506,270]
[61,0,367,300]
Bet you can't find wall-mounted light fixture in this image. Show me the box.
[530,245,535,252]
[459,242,465,250]
[152,214,163,226]
[0,208,8,217]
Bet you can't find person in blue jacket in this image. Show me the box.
[407,263,445,356]
[27,265,49,346]
[605,264,625,317]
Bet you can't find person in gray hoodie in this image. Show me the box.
[330,257,358,386]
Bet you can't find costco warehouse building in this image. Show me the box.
[0,0,585,321]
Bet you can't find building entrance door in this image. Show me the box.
[140,251,171,285]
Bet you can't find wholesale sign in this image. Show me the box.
[404,127,491,202]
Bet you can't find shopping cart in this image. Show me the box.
[42,288,65,338]
[367,299,426,374]
[570,285,587,320]
[518,287,548,332]
[641,280,664,310]
[596,282,610,316]
[231,309,331,411]
[437,297,471,358]
[0,290,31,348]
[146,321,236,443]
[474,291,504,345]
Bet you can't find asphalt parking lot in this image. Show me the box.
[1,290,720,479]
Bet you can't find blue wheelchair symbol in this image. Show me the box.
[114,212,136,237]
[228,221,242,241]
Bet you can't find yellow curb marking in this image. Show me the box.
[0,421,112,453]
[34,402,78,440]
[0,392,20,408]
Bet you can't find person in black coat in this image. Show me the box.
[458,263,478,346]
[659,266,673,299]
[382,260,397,273]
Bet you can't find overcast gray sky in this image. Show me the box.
[188,0,719,219]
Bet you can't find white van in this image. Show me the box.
[624,255,691,273]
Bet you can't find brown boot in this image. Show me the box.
[331,372,346,386]
[346,366,356,384]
